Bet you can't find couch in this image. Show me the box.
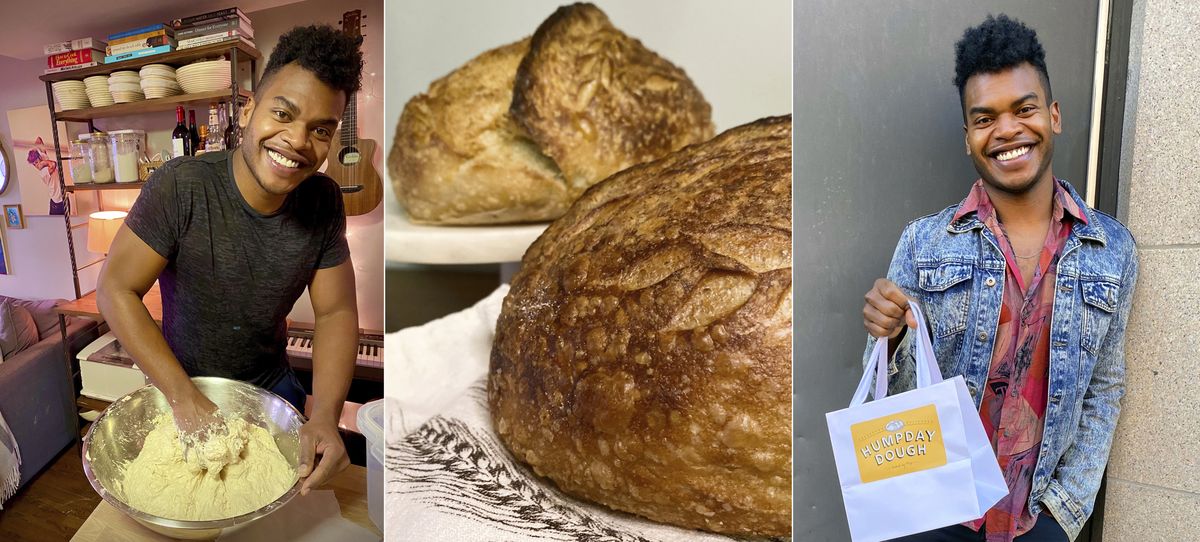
[0,296,99,487]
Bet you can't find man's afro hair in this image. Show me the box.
[260,24,363,98]
[954,14,1051,103]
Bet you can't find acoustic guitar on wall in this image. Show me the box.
[326,9,382,216]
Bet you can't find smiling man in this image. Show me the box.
[97,25,363,495]
[861,15,1138,542]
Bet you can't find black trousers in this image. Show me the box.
[268,368,308,414]
[887,512,1068,542]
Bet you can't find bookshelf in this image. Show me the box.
[39,39,260,299]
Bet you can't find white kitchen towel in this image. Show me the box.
[0,409,22,510]
[385,286,780,542]
[384,284,508,442]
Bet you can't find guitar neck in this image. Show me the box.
[340,92,358,146]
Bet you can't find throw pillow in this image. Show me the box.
[6,297,65,340]
[0,302,40,359]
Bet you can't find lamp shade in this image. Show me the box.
[87,211,127,254]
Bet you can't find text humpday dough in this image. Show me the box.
[860,430,937,466]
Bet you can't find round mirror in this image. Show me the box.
[0,141,10,195]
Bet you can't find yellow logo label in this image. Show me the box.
[850,403,947,483]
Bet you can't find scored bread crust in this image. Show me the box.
[511,3,715,192]
[489,116,792,537]
[390,2,716,225]
[388,39,571,225]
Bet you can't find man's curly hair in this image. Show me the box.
[260,24,363,101]
[954,14,1051,106]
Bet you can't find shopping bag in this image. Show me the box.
[826,302,1007,542]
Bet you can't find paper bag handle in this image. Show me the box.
[849,301,943,406]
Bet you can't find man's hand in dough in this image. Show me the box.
[297,420,349,495]
[172,391,228,445]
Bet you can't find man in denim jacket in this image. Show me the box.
[862,15,1138,542]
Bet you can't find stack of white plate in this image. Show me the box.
[52,80,91,110]
[176,59,232,94]
[83,75,114,107]
[108,71,144,103]
[139,64,182,99]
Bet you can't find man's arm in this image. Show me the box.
[1044,245,1139,539]
[297,257,358,494]
[96,225,219,432]
[863,223,920,378]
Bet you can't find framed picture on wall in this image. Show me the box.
[0,223,9,275]
[3,105,97,217]
[4,204,24,229]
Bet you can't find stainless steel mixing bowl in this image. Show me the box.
[81,377,305,540]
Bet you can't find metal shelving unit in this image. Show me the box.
[38,39,260,299]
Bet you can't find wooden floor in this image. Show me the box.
[0,444,100,541]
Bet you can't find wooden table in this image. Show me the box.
[71,465,379,540]
[56,284,164,322]
[55,286,162,441]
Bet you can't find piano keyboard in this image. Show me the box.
[285,329,383,370]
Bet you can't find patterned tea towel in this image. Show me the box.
[384,286,780,542]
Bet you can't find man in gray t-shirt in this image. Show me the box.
[97,25,365,496]
[123,150,349,390]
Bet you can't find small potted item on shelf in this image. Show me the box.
[139,153,165,182]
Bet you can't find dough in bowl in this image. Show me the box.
[489,115,792,537]
[119,415,296,521]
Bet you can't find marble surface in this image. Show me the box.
[384,206,547,265]
[1105,0,1200,535]
[1106,248,1200,493]
[1124,0,1200,247]
[1102,478,1200,541]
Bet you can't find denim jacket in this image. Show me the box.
[863,180,1138,541]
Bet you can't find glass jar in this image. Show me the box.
[88,132,114,184]
[69,134,93,184]
[108,129,146,183]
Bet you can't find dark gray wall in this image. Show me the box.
[794,2,1100,539]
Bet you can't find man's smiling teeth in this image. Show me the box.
[268,149,299,168]
[995,145,1031,162]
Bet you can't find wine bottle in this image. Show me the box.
[206,103,224,152]
[223,101,238,149]
[197,125,208,155]
[171,106,191,157]
[188,110,200,153]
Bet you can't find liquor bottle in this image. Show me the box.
[206,103,224,152]
[188,110,200,153]
[197,125,208,155]
[171,106,191,157]
[223,101,238,148]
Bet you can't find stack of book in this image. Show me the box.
[173,8,255,50]
[105,23,176,64]
[44,37,107,74]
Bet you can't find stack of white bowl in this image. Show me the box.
[52,80,91,110]
[108,71,145,103]
[139,64,182,99]
[84,75,114,107]
[176,59,232,94]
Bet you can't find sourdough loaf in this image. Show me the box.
[389,3,713,225]
[389,39,572,225]
[489,116,792,537]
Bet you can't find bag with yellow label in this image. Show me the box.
[826,302,1007,542]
